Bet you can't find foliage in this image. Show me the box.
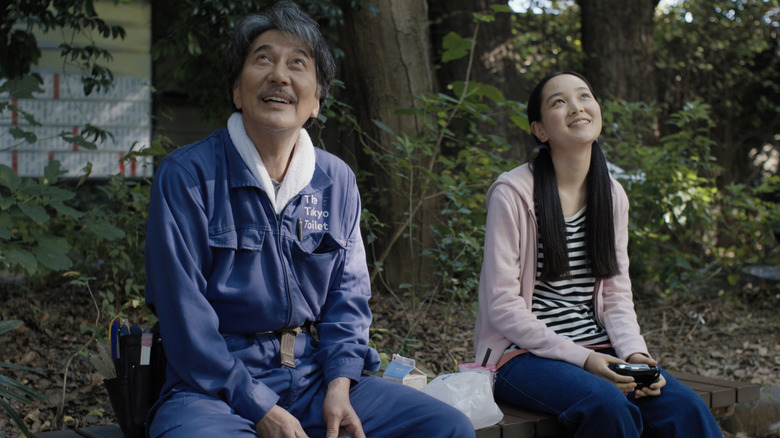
[68,173,151,314]
[0,320,46,438]
[0,0,129,277]
[2,0,125,81]
[0,160,121,276]
[655,0,780,184]
[601,99,780,298]
[0,1,162,319]
[1,0,126,151]
[510,0,584,85]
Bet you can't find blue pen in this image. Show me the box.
[109,316,121,360]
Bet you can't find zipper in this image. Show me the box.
[593,278,604,327]
[276,194,304,327]
[276,204,294,328]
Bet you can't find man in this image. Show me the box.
[144,2,475,437]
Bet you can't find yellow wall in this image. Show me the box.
[32,0,151,78]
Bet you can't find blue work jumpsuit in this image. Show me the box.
[144,129,474,437]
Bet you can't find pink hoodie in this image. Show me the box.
[473,163,649,368]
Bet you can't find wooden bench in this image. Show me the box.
[475,371,761,438]
[31,371,760,438]
[31,425,124,438]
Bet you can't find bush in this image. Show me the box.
[601,100,780,299]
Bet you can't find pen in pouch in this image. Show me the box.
[297,218,303,241]
[140,332,152,366]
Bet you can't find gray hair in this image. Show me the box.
[226,1,335,116]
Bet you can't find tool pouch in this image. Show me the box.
[104,323,166,438]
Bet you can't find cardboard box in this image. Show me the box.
[382,354,427,390]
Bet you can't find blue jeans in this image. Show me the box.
[494,350,722,438]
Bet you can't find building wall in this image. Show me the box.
[0,0,153,178]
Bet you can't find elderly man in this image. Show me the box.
[144,2,475,437]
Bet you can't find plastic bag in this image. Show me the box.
[421,372,503,430]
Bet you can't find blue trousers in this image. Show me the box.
[494,350,723,438]
[148,333,475,438]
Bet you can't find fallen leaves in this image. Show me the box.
[1,283,778,437]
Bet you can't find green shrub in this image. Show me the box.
[601,100,780,299]
[0,161,124,277]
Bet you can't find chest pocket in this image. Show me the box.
[208,227,265,251]
[290,232,346,294]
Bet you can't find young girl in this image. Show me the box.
[473,71,722,437]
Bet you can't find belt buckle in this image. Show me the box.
[279,327,302,368]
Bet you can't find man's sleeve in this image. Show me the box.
[313,170,380,383]
[145,158,278,425]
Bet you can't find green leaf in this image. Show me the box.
[33,250,72,271]
[372,120,396,135]
[441,32,472,63]
[4,248,38,273]
[43,160,66,183]
[0,223,10,239]
[50,201,84,219]
[0,320,23,336]
[0,361,40,373]
[8,126,37,143]
[510,114,531,132]
[34,236,72,271]
[1,74,43,99]
[0,165,21,191]
[0,196,15,210]
[1,396,34,438]
[89,221,125,241]
[187,31,202,55]
[18,203,49,224]
[476,83,505,103]
[60,133,99,150]
[0,375,46,402]
[490,4,513,13]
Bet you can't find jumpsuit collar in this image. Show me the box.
[227,112,316,215]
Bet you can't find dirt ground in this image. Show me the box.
[1,280,778,437]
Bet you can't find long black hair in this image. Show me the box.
[528,71,618,281]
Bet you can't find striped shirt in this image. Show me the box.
[533,207,608,345]
[505,207,609,355]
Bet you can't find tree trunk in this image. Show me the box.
[338,0,438,292]
[577,0,659,103]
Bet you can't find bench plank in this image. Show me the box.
[497,402,570,438]
[32,426,123,438]
[497,414,536,438]
[475,371,759,438]
[475,423,501,438]
[669,371,761,404]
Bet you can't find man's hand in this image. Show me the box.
[323,377,365,438]
[626,353,666,398]
[255,405,308,438]
[584,351,636,394]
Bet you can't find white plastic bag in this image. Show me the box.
[421,372,503,430]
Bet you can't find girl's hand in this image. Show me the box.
[626,353,666,398]
[584,351,636,394]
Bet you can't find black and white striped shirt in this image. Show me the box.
[532,207,609,345]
